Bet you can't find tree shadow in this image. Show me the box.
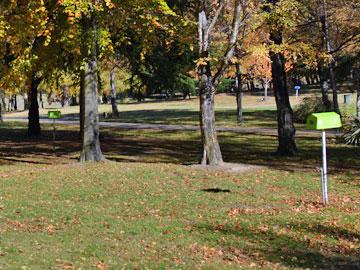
[0,124,359,180]
[201,188,231,193]
[101,108,278,128]
[194,222,360,269]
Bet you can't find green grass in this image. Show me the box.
[0,123,359,269]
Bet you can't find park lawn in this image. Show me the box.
[0,123,359,269]
[5,93,356,129]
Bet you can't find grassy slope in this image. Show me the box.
[0,123,359,269]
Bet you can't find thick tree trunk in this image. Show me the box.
[317,62,331,111]
[110,67,119,117]
[80,70,85,140]
[71,95,78,106]
[269,31,297,156]
[357,87,360,118]
[13,95,17,111]
[198,2,225,166]
[321,0,339,114]
[235,62,243,124]
[355,69,360,117]
[79,0,105,162]
[0,100,3,123]
[357,85,360,118]
[1,97,5,111]
[199,75,223,165]
[28,74,42,137]
[79,59,105,162]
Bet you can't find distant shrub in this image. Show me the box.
[293,97,330,123]
[343,117,360,146]
[176,75,196,97]
[217,78,235,93]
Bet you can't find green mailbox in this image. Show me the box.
[306,112,342,207]
[48,111,61,119]
[306,112,341,130]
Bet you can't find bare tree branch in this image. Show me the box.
[213,0,246,85]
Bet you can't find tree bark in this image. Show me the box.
[39,91,44,109]
[250,80,255,92]
[197,1,224,165]
[0,97,5,111]
[235,62,243,124]
[199,75,223,165]
[0,99,3,123]
[61,85,69,107]
[13,95,17,111]
[80,70,85,140]
[321,0,339,113]
[246,81,251,91]
[355,68,360,117]
[79,4,105,162]
[110,67,119,117]
[264,78,269,101]
[28,74,42,137]
[357,84,360,118]
[22,94,28,110]
[317,62,331,111]
[79,58,105,162]
[269,30,297,155]
[197,0,243,165]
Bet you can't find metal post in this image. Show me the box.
[321,130,328,206]
[53,118,56,155]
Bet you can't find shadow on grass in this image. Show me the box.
[0,124,359,180]
[101,109,277,128]
[201,188,231,193]
[195,222,360,269]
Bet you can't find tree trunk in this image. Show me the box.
[79,58,105,162]
[79,2,105,162]
[269,31,297,156]
[357,85,360,118]
[110,67,119,117]
[357,84,360,118]
[1,97,5,111]
[317,62,332,111]
[71,95,78,106]
[199,76,223,165]
[80,70,85,140]
[28,74,42,137]
[13,95,17,111]
[61,85,69,107]
[321,0,339,113]
[198,2,224,166]
[235,62,243,124]
[246,81,251,92]
[39,91,44,109]
[0,99,3,123]
[0,96,5,122]
[355,68,360,117]
[329,62,340,113]
[250,80,256,92]
[264,78,269,101]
